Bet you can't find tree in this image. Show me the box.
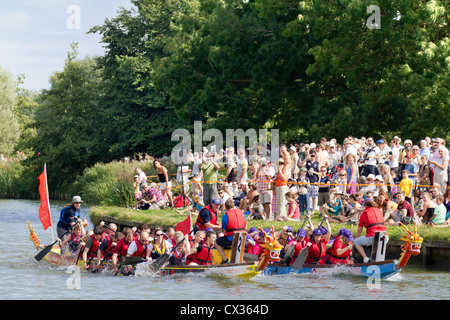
[89,0,188,159]
[0,64,20,155]
[25,43,108,189]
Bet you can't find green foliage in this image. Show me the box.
[0,65,20,155]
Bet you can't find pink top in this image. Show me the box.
[288,201,300,220]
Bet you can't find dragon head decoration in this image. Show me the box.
[398,222,423,268]
[256,226,283,270]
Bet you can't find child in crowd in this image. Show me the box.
[399,169,414,205]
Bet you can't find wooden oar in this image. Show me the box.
[292,217,326,270]
[284,215,309,261]
[35,224,78,262]
[148,230,193,273]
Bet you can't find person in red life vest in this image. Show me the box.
[186,230,217,265]
[215,199,247,264]
[126,231,150,258]
[111,230,134,271]
[133,223,149,241]
[193,198,221,233]
[81,225,108,269]
[58,222,86,256]
[325,228,354,265]
[99,222,118,258]
[245,227,262,256]
[285,227,308,265]
[165,227,176,246]
[169,231,190,265]
[304,215,331,265]
[353,200,389,263]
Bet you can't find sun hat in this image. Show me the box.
[72,195,83,203]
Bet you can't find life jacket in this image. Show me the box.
[59,205,80,226]
[224,209,247,237]
[170,248,186,265]
[305,238,327,264]
[150,240,167,260]
[88,233,106,258]
[194,205,218,231]
[186,240,213,265]
[105,233,115,255]
[325,237,352,264]
[293,239,308,259]
[133,239,148,258]
[115,238,131,258]
[364,207,387,235]
[68,233,82,253]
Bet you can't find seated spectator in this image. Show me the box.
[139,183,165,210]
[324,191,343,217]
[385,191,414,226]
[284,190,300,221]
[429,196,446,226]
[417,192,437,224]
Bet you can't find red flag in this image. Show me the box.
[175,213,192,236]
[38,164,52,230]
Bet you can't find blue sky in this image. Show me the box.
[0,0,133,92]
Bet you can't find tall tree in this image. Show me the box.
[0,65,20,155]
[25,43,107,189]
[89,0,188,159]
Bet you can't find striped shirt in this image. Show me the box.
[145,188,164,203]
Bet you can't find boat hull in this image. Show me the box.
[160,263,260,279]
[264,260,401,279]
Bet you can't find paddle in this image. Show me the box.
[284,215,309,261]
[148,234,189,273]
[292,217,326,270]
[35,223,78,262]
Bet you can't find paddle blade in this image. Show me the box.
[243,252,259,262]
[35,241,57,262]
[284,245,295,260]
[292,247,309,270]
[149,254,170,273]
[121,256,144,266]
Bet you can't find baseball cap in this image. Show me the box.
[211,199,221,205]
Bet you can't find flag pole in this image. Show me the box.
[44,163,55,242]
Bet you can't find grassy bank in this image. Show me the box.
[89,205,450,243]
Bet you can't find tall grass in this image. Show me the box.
[75,157,179,206]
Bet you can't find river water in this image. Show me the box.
[1,199,448,303]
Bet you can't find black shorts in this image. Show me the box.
[216,236,233,249]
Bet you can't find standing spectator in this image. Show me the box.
[236,149,249,183]
[301,151,320,214]
[417,155,431,191]
[153,159,174,208]
[177,163,191,194]
[274,158,290,220]
[388,139,400,175]
[289,146,299,178]
[430,146,449,194]
[135,167,147,193]
[317,166,331,217]
[296,168,311,217]
[344,153,358,195]
[256,157,274,220]
[200,152,220,206]
[419,140,431,160]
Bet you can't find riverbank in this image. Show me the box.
[90,205,450,267]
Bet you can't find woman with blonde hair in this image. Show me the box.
[153,159,174,208]
[345,153,358,195]
[430,146,448,195]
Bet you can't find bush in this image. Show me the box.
[75,157,179,206]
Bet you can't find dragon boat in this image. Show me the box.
[28,222,282,279]
[264,223,423,279]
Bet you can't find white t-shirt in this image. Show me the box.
[388,146,399,168]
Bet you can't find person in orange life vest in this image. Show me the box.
[305,215,331,265]
[187,230,217,265]
[82,225,108,269]
[193,198,222,233]
[353,200,388,263]
[169,231,190,265]
[111,230,134,271]
[126,231,150,258]
[215,199,247,264]
[325,228,354,265]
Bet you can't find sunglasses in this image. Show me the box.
[155,234,163,237]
